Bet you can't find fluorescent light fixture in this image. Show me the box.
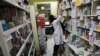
[45,21,50,25]
[41,6,45,10]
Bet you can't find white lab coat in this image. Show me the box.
[52,15,64,45]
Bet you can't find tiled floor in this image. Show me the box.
[46,38,55,56]
[43,35,66,56]
[43,37,55,56]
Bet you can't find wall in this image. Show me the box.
[34,1,58,17]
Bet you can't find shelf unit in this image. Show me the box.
[0,0,36,56]
[64,38,90,56]
[66,43,79,54]
[76,35,89,42]
[66,43,90,56]
[77,26,100,32]
[3,0,29,13]
[75,34,100,47]
[4,21,31,42]
[16,31,32,56]
[74,0,100,55]
[58,0,100,56]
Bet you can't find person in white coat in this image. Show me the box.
[52,15,64,56]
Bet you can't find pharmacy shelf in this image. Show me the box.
[77,26,100,32]
[77,26,85,29]
[77,26,89,30]
[66,7,71,10]
[65,28,72,33]
[76,15,97,17]
[5,35,12,42]
[76,15,80,17]
[83,15,97,17]
[93,29,100,32]
[94,41,100,47]
[4,21,31,35]
[64,0,100,55]
[3,0,29,13]
[33,49,35,56]
[76,34,100,47]
[65,40,90,56]
[66,43,79,54]
[93,0,100,2]
[16,31,32,56]
[68,30,72,33]
[83,49,90,56]
[63,39,68,43]
[77,2,91,7]
[76,35,89,42]
[81,36,89,42]
[3,21,31,41]
[28,40,34,56]
[64,39,77,54]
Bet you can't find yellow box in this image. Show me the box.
[75,0,81,6]
[96,25,100,30]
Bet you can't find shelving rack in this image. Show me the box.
[58,0,100,56]
[0,0,36,56]
[3,0,29,13]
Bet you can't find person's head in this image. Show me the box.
[49,15,56,24]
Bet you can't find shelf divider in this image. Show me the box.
[3,21,31,36]
[3,0,29,13]
[16,31,32,56]
[28,40,34,56]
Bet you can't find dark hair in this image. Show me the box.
[49,15,56,24]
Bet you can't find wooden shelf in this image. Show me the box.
[3,0,29,13]
[16,31,32,56]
